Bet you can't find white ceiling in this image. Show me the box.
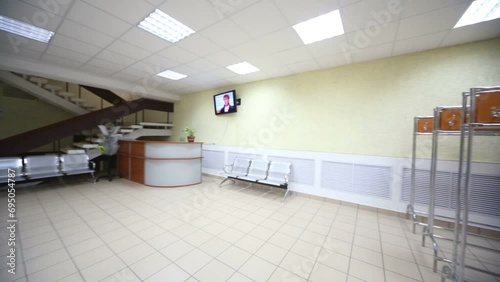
[0,0,499,102]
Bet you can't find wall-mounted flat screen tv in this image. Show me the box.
[214,90,237,115]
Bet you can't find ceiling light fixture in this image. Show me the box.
[0,15,54,43]
[293,10,344,45]
[138,9,195,43]
[226,62,260,75]
[157,70,187,80]
[454,0,500,28]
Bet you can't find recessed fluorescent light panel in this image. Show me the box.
[293,10,344,44]
[157,70,187,80]
[0,15,54,43]
[226,62,260,75]
[138,9,195,43]
[454,0,500,28]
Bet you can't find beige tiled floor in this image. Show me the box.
[1,176,499,282]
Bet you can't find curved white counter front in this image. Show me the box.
[118,141,202,187]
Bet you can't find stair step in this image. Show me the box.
[61,148,85,154]
[44,84,62,93]
[58,91,74,100]
[140,122,173,128]
[131,125,143,129]
[71,98,85,106]
[120,129,134,133]
[29,76,48,86]
[73,142,99,149]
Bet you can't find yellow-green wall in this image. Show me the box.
[174,38,500,162]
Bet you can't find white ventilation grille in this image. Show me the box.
[321,161,391,199]
[202,150,225,170]
[268,156,315,185]
[402,169,500,217]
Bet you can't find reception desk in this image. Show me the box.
[118,140,202,187]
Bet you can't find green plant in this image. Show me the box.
[183,126,196,136]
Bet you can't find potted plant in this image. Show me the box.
[183,126,196,142]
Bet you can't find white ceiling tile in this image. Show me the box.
[110,72,141,83]
[46,45,92,63]
[41,53,84,69]
[393,31,448,57]
[307,34,349,58]
[230,0,289,38]
[170,64,201,76]
[400,0,468,19]
[96,50,136,67]
[66,1,131,37]
[211,68,239,79]
[263,65,294,78]
[85,57,126,72]
[58,20,114,48]
[115,67,148,80]
[50,34,101,57]
[200,18,252,49]
[246,54,284,69]
[176,34,221,57]
[274,0,340,24]
[205,50,241,67]
[193,72,225,83]
[340,0,403,33]
[229,28,302,58]
[146,0,165,6]
[346,21,399,50]
[287,59,320,74]
[160,45,199,64]
[120,28,172,53]
[106,40,151,60]
[20,0,74,17]
[81,0,153,24]
[1,0,63,31]
[316,53,352,69]
[275,46,313,65]
[351,42,393,63]
[80,64,115,76]
[188,58,219,73]
[0,30,49,52]
[141,54,180,70]
[0,42,43,60]
[339,0,362,8]
[159,0,221,31]
[440,19,500,48]
[396,2,470,40]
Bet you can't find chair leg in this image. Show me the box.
[281,189,292,203]
[219,177,234,187]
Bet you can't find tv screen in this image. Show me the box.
[214,90,237,115]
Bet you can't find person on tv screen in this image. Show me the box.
[219,94,236,113]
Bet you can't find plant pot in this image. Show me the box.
[187,136,195,142]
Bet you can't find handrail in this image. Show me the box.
[0,98,174,157]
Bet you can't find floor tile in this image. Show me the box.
[217,245,252,269]
[101,267,141,282]
[129,252,171,281]
[26,259,77,282]
[226,271,254,282]
[279,251,315,279]
[80,255,126,282]
[198,236,231,257]
[21,239,64,261]
[183,230,214,247]
[309,262,348,282]
[267,267,307,282]
[234,234,265,253]
[66,236,104,257]
[317,247,350,273]
[108,234,143,254]
[118,242,156,265]
[255,242,288,265]
[73,245,115,270]
[144,263,190,282]
[193,259,235,282]
[290,239,321,260]
[349,258,385,282]
[351,245,383,268]
[25,248,69,275]
[268,232,297,250]
[383,255,422,281]
[239,255,278,282]
[147,231,180,250]
[176,249,213,275]
[386,270,422,282]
